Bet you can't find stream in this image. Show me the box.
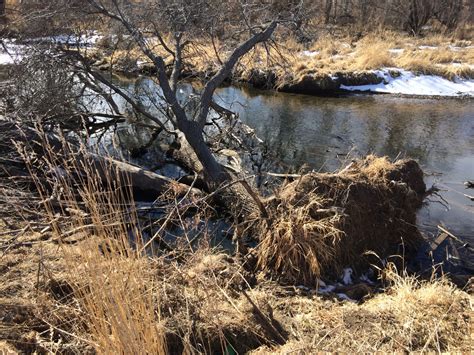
[213,85,474,243]
[104,77,473,246]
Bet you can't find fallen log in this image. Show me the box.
[5,119,203,201]
[91,154,202,201]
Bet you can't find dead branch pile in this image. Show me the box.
[254,156,426,285]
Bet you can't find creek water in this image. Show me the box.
[213,85,474,243]
[97,77,474,250]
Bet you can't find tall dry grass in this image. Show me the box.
[17,130,169,354]
[15,127,284,354]
[255,194,343,286]
[352,41,394,70]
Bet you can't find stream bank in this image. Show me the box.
[95,58,474,98]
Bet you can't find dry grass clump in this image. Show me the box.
[254,156,425,285]
[249,272,472,353]
[256,195,343,286]
[12,129,169,353]
[65,242,167,354]
[352,38,394,70]
[309,34,352,57]
[395,46,474,79]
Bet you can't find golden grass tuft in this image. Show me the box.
[256,195,343,285]
[249,272,471,353]
[254,156,425,285]
[352,40,394,70]
[354,155,398,181]
[68,244,168,354]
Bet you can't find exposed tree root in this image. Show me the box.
[253,156,426,285]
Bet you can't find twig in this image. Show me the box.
[463,193,474,201]
[437,225,472,251]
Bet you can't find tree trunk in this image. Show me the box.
[180,122,228,188]
[325,0,333,24]
[0,0,5,18]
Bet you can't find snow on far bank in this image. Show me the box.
[301,50,320,57]
[340,69,474,97]
[0,41,24,65]
[418,45,438,50]
[0,52,14,65]
[26,32,102,47]
[388,48,404,55]
[1,33,101,66]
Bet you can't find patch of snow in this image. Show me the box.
[388,48,404,55]
[301,50,319,57]
[318,285,336,294]
[31,32,102,47]
[0,52,14,65]
[418,45,438,50]
[340,68,474,97]
[341,268,353,285]
[0,42,24,65]
[137,60,149,68]
[449,62,474,69]
[448,45,474,52]
[337,293,355,302]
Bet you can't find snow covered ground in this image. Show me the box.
[0,33,101,66]
[0,40,24,65]
[300,50,320,57]
[340,68,474,97]
[31,33,101,47]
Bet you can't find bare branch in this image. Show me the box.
[197,21,277,127]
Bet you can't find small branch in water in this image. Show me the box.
[464,180,474,189]
[266,172,302,179]
[437,225,472,252]
[424,185,450,210]
[463,193,474,201]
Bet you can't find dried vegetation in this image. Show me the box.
[254,156,425,285]
[92,26,474,87]
[1,120,471,353]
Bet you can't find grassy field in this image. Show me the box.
[95,28,474,83]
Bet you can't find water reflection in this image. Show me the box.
[214,85,474,239]
[103,78,473,240]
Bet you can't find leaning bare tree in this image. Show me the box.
[83,1,274,190]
